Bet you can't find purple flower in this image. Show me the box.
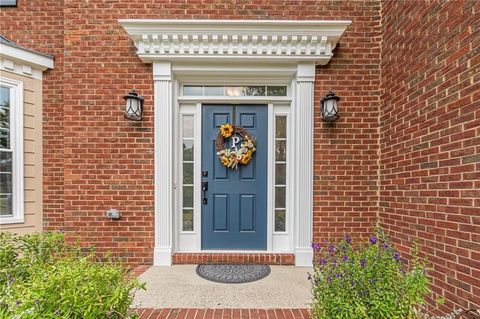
[327,245,335,254]
[311,242,321,251]
[317,258,328,266]
[360,258,366,269]
[393,251,401,261]
[342,255,349,262]
[344,233,352,244]
[327,276,332,284]
[369,236,377,245]
[382,242,389,249]
[335,273,343,279]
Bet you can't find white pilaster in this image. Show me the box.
[153,61,174,266]
[294,62,315,266]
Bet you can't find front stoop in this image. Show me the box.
[136,308,310,319]
[172,253,295,265]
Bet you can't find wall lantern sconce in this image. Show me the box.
[321,91,340,122]
[123,89,144,121]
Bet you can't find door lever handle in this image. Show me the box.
[202,181,208,204]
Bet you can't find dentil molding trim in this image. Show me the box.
[119,19,350,64]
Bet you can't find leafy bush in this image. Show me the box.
[0,232,144,319]
[310,228,430,319]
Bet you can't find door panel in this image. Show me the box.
[202,104,268,250]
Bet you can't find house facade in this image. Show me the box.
[0,0,479,314]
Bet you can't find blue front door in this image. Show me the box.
[201,105,268,250]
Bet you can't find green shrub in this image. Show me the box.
[0,231,144,319]
[311,228,430,319]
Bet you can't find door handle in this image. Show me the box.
[202,181,208,204]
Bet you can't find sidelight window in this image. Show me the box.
[181,114,195,231]
[274,114,287,232]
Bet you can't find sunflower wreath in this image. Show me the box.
[216,123,256,169]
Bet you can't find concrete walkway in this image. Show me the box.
[133,265,313,309]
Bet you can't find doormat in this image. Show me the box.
[196,264,271,284]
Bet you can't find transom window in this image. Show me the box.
[183,85,287,97]
[0,78,23,224]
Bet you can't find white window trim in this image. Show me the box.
[0,77,24,224]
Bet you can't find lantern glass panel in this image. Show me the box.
[326,99,337,115]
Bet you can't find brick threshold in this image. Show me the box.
[136,308,310,319]
[172,253,295,265]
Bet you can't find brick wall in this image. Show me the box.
[380,0,480,313]
[0,1,65,229]
[313,1,381,243]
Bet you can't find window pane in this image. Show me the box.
[275,186,286,208]
[244,86,266,96]
[225,86,243,97]
[183,163,193,184]
[182,209,194,231]
[182,115,194,138]
[275,116,286,138]
[275,140,286,161]
[275,163,286,185]
[183,186,193,208]
[0,173,12,193]
[183,86,202,96]
[183,140,194,161]
[0,129,10,149]
[0,194,12,216]
[0,152,12,172]
[204,86,224,96]
[275,210,286,232]
[0,86,9,106]
[0,86,10,150]
[267,86,287,96]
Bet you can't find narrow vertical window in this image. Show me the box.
[181,115,194,231]
[0,78,23,225]
[274,115,287,232]
[0,86,12,217]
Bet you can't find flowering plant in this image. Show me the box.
[310,228,430,319]
[216,124,256,169]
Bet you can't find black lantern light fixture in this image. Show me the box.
[123,89,144,121]
[320,91,340,122]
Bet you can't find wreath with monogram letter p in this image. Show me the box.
[216,123,256,169]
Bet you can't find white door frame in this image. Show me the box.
[119,19,351,266]
[175,91,293,254]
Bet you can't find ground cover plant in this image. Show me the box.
[0,231,144,319]
[310,228,430,319]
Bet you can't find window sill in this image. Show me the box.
[0,217,24,225]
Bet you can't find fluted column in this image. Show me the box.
[294,62,315,266]
[153,62,173,266]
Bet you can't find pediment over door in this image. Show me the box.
[119,19,350,64]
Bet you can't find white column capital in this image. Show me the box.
[153,61,172,81]
[296,62,316,82]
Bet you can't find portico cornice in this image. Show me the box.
[119,19,350,64]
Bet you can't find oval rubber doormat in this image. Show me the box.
[196,264,271,284]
